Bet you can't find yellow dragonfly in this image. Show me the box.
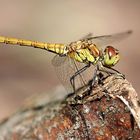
[0,30,132,93]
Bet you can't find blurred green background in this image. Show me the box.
[0,0,139,119]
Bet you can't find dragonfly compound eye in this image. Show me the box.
[103,46,120,67]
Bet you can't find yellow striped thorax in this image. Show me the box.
[67,40,100,64]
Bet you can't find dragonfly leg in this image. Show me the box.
[87,67,98,93]
[89,62,125,92]
[106,67,125,78]
[97,62,125,79]
[70,63,91,92]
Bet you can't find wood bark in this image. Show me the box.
[0,75,140,140]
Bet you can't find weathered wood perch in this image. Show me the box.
[0,75,140,140]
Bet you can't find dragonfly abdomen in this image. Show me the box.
[0,36,46,47]
[0,36,66,55]
[46,43,67,54]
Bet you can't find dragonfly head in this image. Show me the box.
[103,46,120,67]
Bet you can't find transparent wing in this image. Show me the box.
[52,55,95,93]
[80,33,93,40]
[86,30,132,47]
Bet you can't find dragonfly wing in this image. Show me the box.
[86,30,132,47]
[52,55,95,93]
[52,54,67,66]
[80,33,93,40]
[52,55,75,93]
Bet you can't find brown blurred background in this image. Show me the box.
[0,0,139,119]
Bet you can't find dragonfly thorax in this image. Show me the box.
[68,40,92,52]
[67,40,100,64]
[102,46,120,67]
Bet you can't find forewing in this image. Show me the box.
[86,30,132,47]
[52,55,95,93]
[80,33,93,40]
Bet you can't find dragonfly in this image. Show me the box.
[0,30,132,93]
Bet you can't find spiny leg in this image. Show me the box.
[97,62,125,79]
[89,62,125,92]
[88,64,106,92]
[70,63,91,92]
[89,63,125,100]
[105,66,125,79]
[87,67,98,93]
